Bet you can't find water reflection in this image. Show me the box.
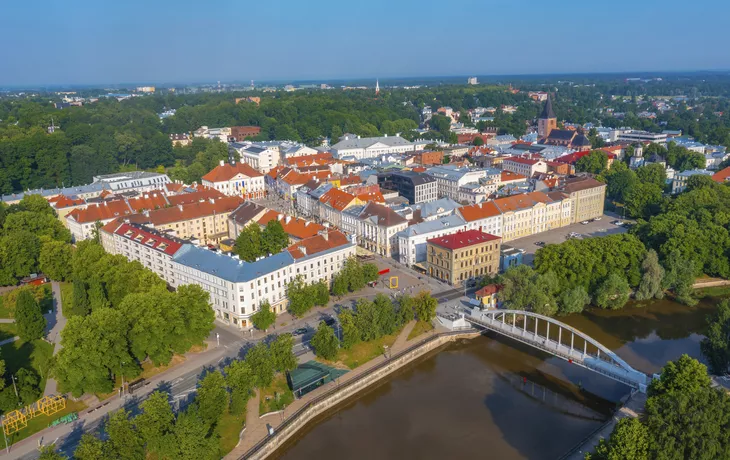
[274,298,721,460]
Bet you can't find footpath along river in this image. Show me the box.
[272,297,719,460]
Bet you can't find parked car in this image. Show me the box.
[292,328,308,336]
[612,220,624,226]
[593,217,602,221]
[581,221,589,225]
[534,241,546,247]
[323,317,336,327]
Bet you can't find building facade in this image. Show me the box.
[377,171,437,204]
[201,160,266,199]
[397,215,467,267]
[426,230,502,287]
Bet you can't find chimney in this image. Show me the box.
[143,210,150,218]
[305,221,310,227]
[319,230,329,241]
[300,246,307,256]
[219,160,225,167]
[178,204,183,211]
[277,213,284,220]
[209,198,215,204]
[285,216,292,224]
[144,194,149,199]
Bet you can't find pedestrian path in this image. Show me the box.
[0,336,19,347]
[226,319,428,459]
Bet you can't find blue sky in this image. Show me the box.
[2,0,729,86]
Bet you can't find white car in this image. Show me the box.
[593,217,602,221]
[581,221,589,225]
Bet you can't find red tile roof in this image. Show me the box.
[287,153,334,168]
[505,157,542,165]
[356,191,385,203]
[457,201,501,222]
[167,188,225,206]
[476,284,502,297]
[287,230,351,259]
[712,166,730,183]
[68,200,133,223]
[202,162,263,183]
[126,192,169,212]
[112,222,183,256]
[500,171,527,183]
[130,196,244,225]
[427,230,500,250]
[256,210,325,240]
[50,195,86,209]
[319,188,357,211]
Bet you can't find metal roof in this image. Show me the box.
[172,245,295,283]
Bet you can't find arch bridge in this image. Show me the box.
[465,309,651,392]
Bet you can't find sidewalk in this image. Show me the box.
[43,282,67,396]
[227,319,435,459]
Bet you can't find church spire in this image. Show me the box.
[540,94,556,119]
[375,79,380,95]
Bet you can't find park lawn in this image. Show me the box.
[696,285,730,298]
[1,339,54,389]
[59,282,74,318]
[407,320,434,341]
[0,323,18,342]
[334,331,399,369]
[259,373,294,415]
[216,409,246,456]
[6,398,87,446]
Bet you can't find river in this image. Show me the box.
[273,297,720,460]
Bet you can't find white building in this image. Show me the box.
[356,202,408,257]
[425,165,491,200]
[330,134,417,160]
[397,215,467,267]
[617,130,668,145]
[501,158,548,178]
[91,171,171,193]
[671,169,713,194]
[230,142,281,173]
[201,160,266,199]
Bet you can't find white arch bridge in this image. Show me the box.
[464,309,651,392]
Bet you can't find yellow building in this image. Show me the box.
[427,230,502,287]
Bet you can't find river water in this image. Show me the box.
[274,297,719,460]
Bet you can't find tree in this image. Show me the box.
[38,446,66,460]
[311,322,339,360]
[342,257,366,291]
[16,368,40,404]
[74,434,105,460]
[362,263,379,283]
[261,220,289,255]
[70,279,90,317]
[499,265,558,316]
[195,370,228,428]
[313,279,330,306]
[0,231,41,285]
[270,333,297,373]
[331,273,348,296]
[39,240,72,281]
[246,342,274,388]
[635,250,665,301]
[636,163,667,189]
[648,354,711,398]
[173,407,220,460]
[663,250,697,306]
[287,276,315,317]
[623,182,664,219]
[397,294,415,325]
[339,309,360,349]
[413,291,437,323]
[685,174,716,192]
[88,278,110,311]
[701,301,730,375]
[225,359,254,414]
[576,150,609,174]
[373,293,397,336]
[103,409,145,460]
[594,273,630,310]
[15,289,46,341]
[558,286,591,315]
[251,300,276,331]
[594,418,649,460]
[136,391,175,457]
[235,223,263,262]
[173,285,215,353]
[473,136,484,146]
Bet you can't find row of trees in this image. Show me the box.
[590,355,728,460]
[331,257,379,296]
[40,334,297,460]
[234,220,290,263]
[311,292,437,360]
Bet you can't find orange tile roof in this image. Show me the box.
[267,165,286,180]
[257,210,325,240]
[457,201,501,222]
[164,183,186,194]
[411,166,427,173]
[127,192,169,212]
[130,196,244,226]
[319,188,357,211]
[202,162,263,183]
[167,188,225,206]
[280,169,312,186]
[287,153,334,168]
[287,230,351,259]
[712,166,730,183]
[338,175,362,186]
[68,200,133,223]
[356,191,384,203]
[500,171,527,183]
[51,195,86,209]
[493,191,552,213]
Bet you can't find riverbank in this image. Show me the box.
[228,323,480,460]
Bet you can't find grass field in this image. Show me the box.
[696,285,730,298]
[407,320,434,340]
[333,331,400,369]
[6,398,87,446]
[59,282,74,318]
[216,409,246,456]
[259,373,294,415]
[1,339,54,389]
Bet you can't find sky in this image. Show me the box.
[2,0,730,87]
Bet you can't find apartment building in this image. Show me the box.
[377,171,438,204]
[91,171,170,193]
[230,142,281,173]
[558,176,607,223]
[426,230,502,287]
[357,202,408,256]
[397,215,467,267]
[66,200,136,241]
[201,160,266,199]
[456,201,503,237]
[318,188,362,229]
[128,196,244,244]
[227,202,268,239]
[502,157,548,178]
[330,134,417,160]
[425,165,490,200]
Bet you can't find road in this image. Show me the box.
[10,264,452,460]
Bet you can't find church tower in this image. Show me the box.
[537,94,557,138]
[375,79,380,95]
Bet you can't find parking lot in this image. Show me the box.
[507,212,629,265]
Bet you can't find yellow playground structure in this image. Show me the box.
[2,395,66,435]
[389,276,398,289]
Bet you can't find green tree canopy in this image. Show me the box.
[311,322,339,360]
